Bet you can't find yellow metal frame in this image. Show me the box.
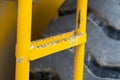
[15,0,88,80]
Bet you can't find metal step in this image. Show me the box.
[31,14,75,80]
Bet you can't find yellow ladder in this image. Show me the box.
[15,0,88,80]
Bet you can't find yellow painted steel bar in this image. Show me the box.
[15,0,32,80]
[75,0,87,33]
[32,31,74,47]
[30,33,86,61]
[74,44,85,80]
[74,0,88,80]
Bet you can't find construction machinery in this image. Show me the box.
[1,0,120,80]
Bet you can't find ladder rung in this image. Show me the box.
[31,31,74,47]
[29,32,86,61]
